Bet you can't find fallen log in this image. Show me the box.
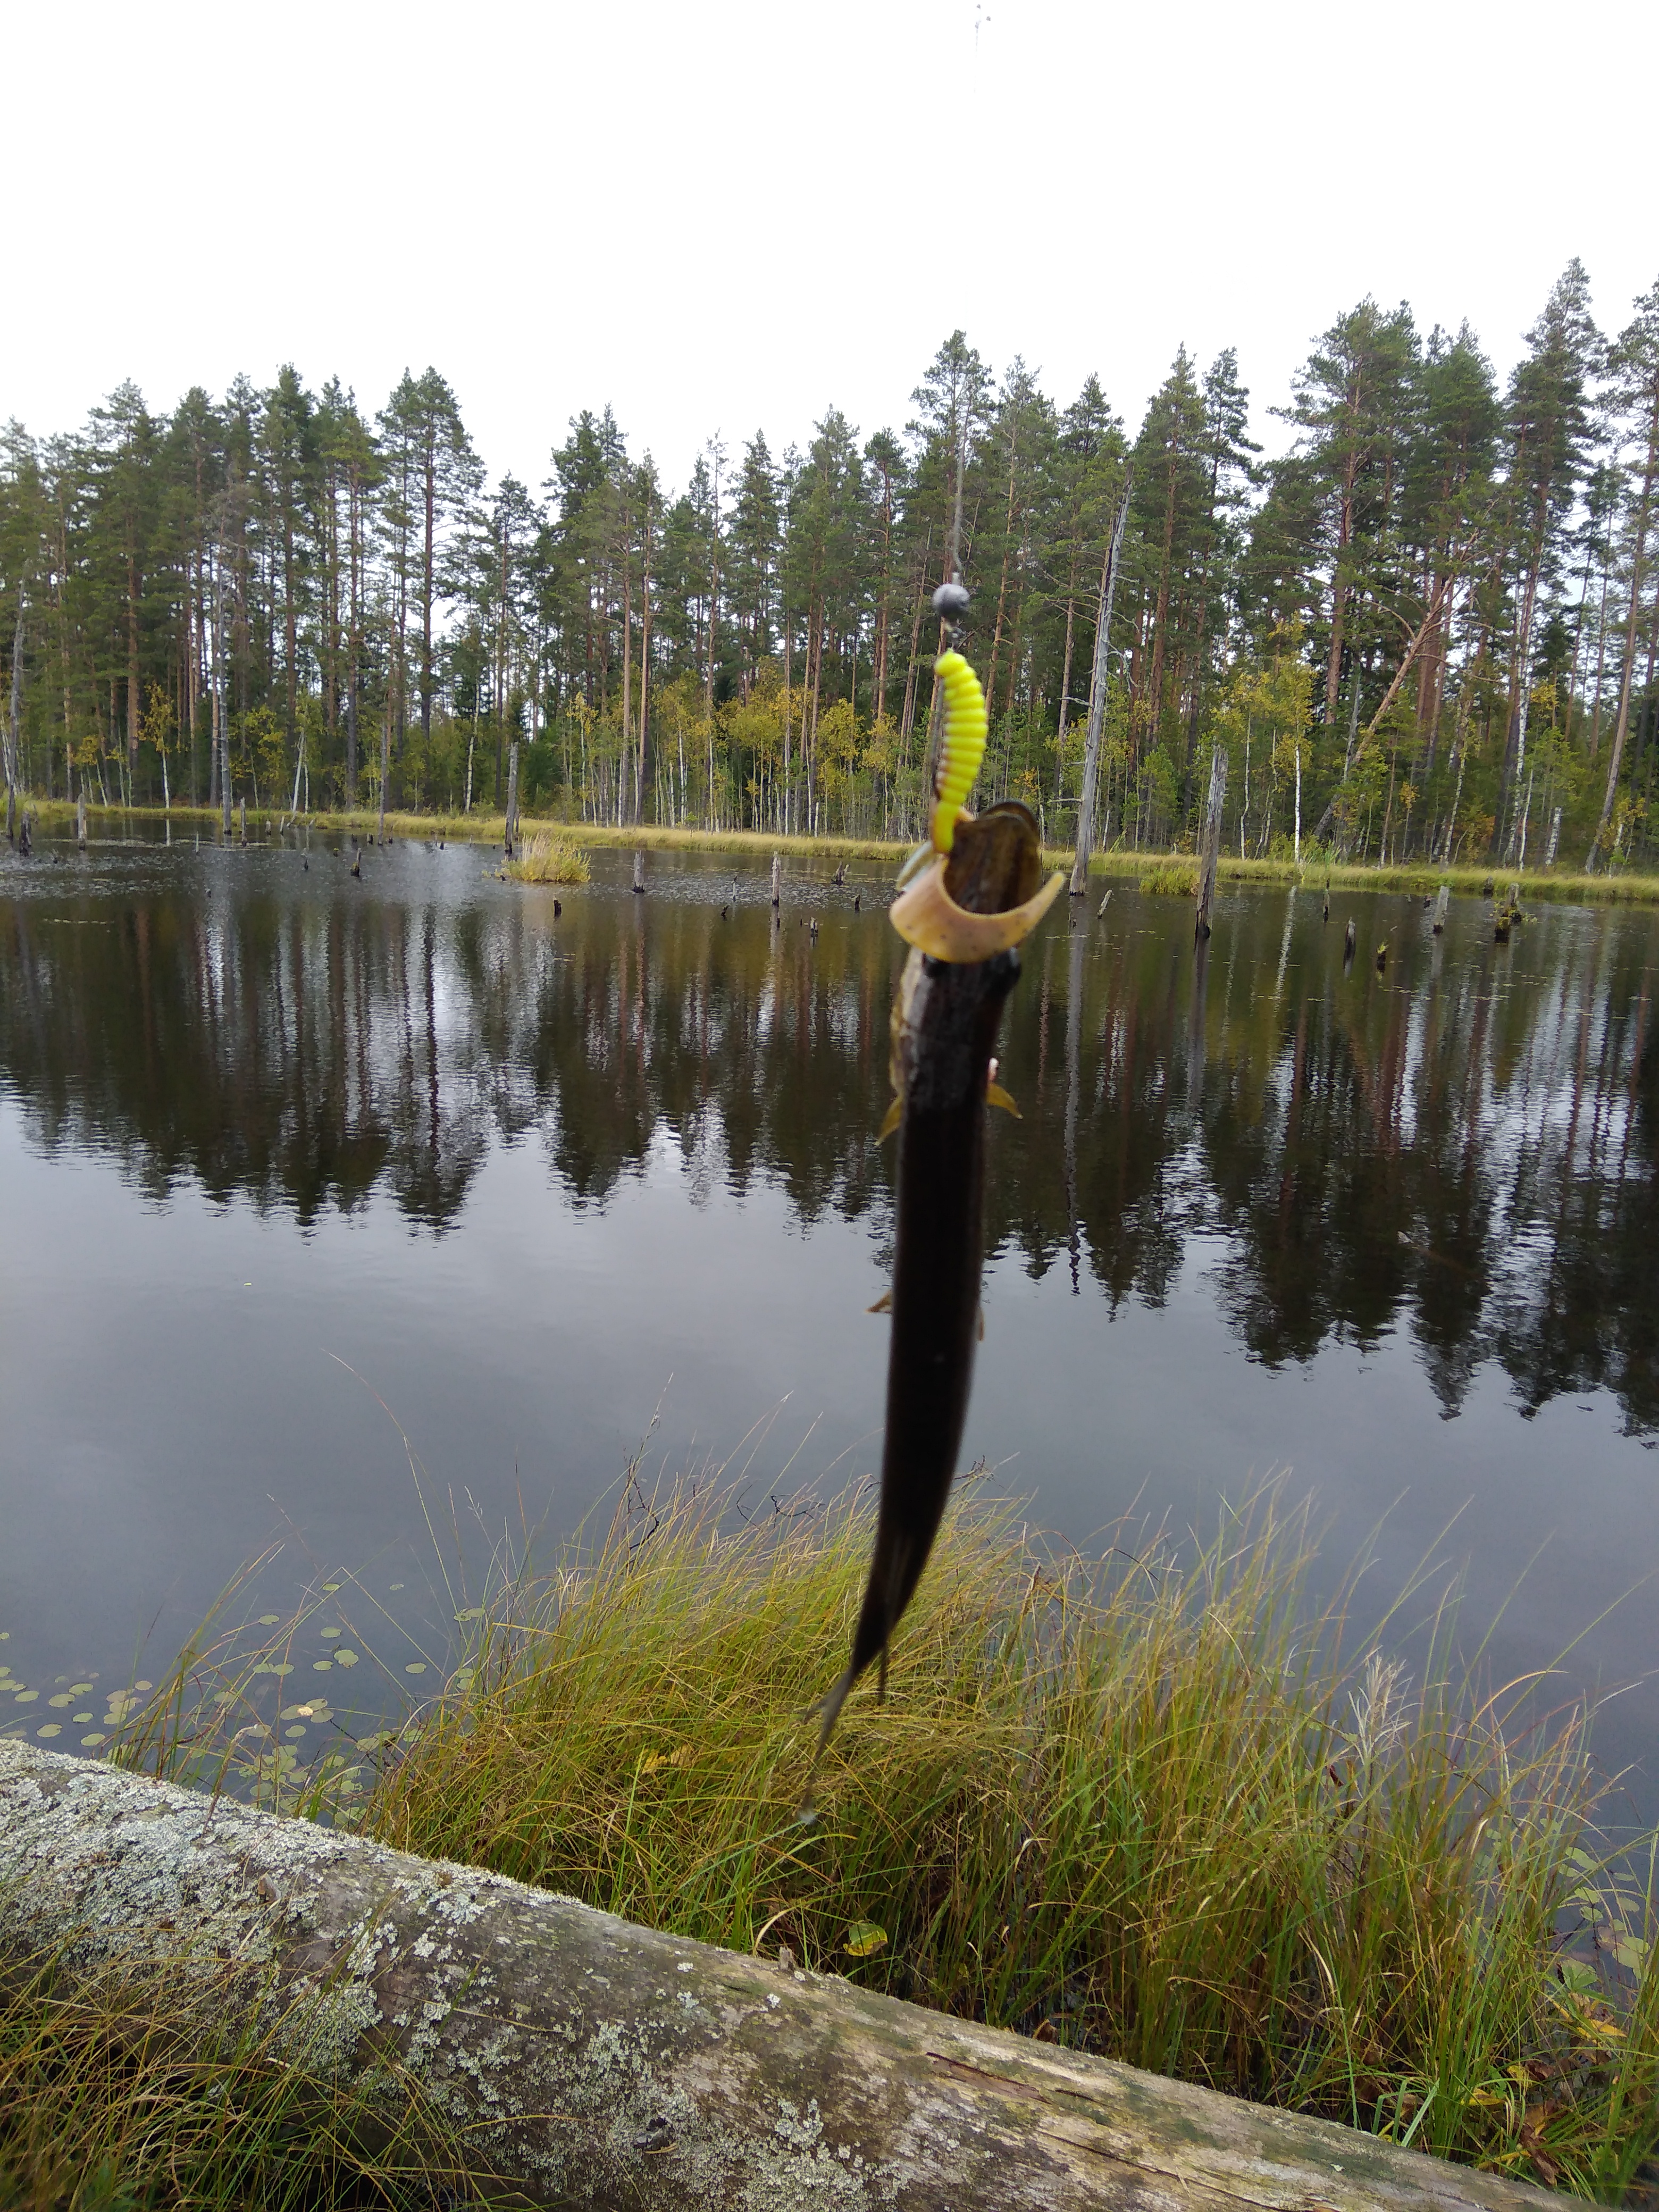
[0,1741,1556,2211]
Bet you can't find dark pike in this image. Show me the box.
[812,801,1045,1765]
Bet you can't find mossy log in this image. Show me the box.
[0,1741,1556,2211]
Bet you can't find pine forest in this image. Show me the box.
[4,257,1658,874]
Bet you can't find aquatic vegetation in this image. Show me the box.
[1139,858,1201,894]
[15,1473,1659,2196]
[504,828,590,884]
[347,1477,1659,2197]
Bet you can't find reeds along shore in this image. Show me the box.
[14,798,1659,908]
[56,1480,1659,2205]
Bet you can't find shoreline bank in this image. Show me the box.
[10,799,1659,908]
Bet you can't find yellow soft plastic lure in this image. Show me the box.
[931,650,987,852]
[894,648,990,892]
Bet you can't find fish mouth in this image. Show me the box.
[890,803,1065,962]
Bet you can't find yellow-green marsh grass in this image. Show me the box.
[13,1479,1659,2196]
[359,1479,1659,2196]
[24,798,1659,904]
[1138,859,1202,895]
[503,830,591,885]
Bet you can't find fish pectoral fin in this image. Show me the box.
[866,1290,893,1315]
[985,1080,1021,1118]
[875,1095,902,1142]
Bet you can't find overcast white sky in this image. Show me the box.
[11,0,1656,492]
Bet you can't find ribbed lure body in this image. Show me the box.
[931,650,987,852]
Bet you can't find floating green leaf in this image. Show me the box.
[334,1649,359,1666]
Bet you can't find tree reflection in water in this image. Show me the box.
[3,844,1655,1434]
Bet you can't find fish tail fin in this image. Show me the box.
[800,1665,851,1820]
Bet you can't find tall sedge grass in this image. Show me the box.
[1139,859,1201,895]
[13,1476,1659,2198]
[504,829,590,885]
[362,1478,1659,2197]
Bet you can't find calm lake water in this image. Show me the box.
[3,833,1657,1809]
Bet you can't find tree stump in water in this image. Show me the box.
[1194,745,1226,942]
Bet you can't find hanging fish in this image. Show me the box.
[809,587,1063,1787]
